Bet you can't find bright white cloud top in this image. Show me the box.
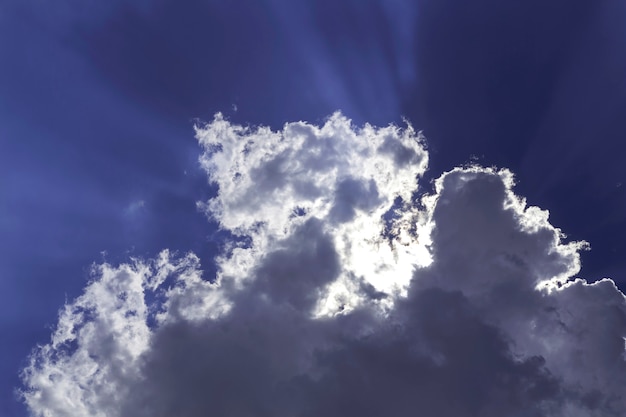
[21,114,626,416]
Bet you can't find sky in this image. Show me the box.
[1,0,625,416]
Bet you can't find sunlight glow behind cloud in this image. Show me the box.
[20,114,626,417]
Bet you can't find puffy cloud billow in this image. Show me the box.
[21,114,626,416]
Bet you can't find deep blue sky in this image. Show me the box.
[2,1,625,415]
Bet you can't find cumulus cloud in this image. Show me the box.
[20,114,626,417]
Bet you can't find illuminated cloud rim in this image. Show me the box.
[21,113,626,417]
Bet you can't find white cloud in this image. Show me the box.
[21,114,626,417]
[196,112,430,313]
